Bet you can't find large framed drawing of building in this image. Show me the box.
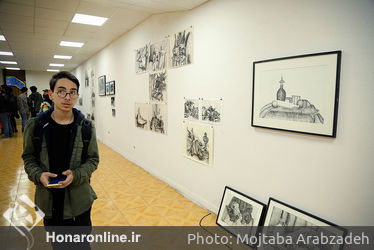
[251,51,341,137]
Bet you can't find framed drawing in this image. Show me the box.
[263,198,346,250]
[105,82,110,95]
[216,186,266,248]
[109,81,115,95]
[98,75,106,96]
[251,51,341,137]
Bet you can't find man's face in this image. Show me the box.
[50,78,78,112]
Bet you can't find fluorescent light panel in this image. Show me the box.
[6,67,20,70]
[47,69,59,72]
[54,55,72,59]
[0,61,17,64]
[60,41,84,48]
[72,13,108,26]
[0,35,5,41]
[49,63,64,67]
[0,51,13,56]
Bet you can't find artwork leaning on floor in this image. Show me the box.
[149,70,167,103]
[262,198,346,250]
[184,98,199,120]
[170,26,193,68]
[135,44,149,74]
[150,103,167,134]
[149,39,168,72]
[201,99,222,123]
[251,51,341,137]
[182,121,213,166]
[216,186,266,248]
[135,103,151,130]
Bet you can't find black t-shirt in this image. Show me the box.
[48,117,75,220]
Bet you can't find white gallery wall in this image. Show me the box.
[25,70,54,91]
[74,0,374,226]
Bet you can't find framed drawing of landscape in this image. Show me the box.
[251,51,341,137]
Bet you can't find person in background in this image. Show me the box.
[6,86,19,133]
[40,89,53,113]
[43,89,53,106]
[17,87,29,132]
[0,85,13,138]
[28,86,42,117]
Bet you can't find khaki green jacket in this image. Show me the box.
[22,109,99,219]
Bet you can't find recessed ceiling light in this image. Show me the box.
[0,35,5,41]
[6,67,20,70]
[47,69,60,72]
[72,13,108,26]
[54,55,72,59]
[49,63,64,67]
[0,51,13,56]
[0,61,17,64]
[60,41,84,48]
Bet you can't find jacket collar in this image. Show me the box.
[37,107,85,126]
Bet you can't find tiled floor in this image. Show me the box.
[0,125,217,227]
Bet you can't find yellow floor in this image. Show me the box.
[0,125,217,227]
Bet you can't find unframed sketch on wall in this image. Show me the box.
[201,99,222,123]
[150,103,167,134]
[149,39,168,72]
[183,121,213,166]
[112,109,116,117]
[170,26,193,68]
[184,98,199,120]
[135,44,149,74]
[149,71,167,103]
[135,103,150,130]
[111,97,115,107]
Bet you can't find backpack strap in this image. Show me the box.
[81,118,92,164]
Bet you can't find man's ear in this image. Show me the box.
[48,89,53,100]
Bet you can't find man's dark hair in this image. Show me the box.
[21,87,28,93]
[30,86,37,92]
[50,71,80,91]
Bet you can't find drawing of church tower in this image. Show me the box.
[276,76,286,101]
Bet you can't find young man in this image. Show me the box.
[17,87,29,132]
[22,72,99,246]
[28,86,43,117]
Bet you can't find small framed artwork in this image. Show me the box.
[105,82,110,95]
[98,75,106,96]
[109,81,115,95]
[263,198,346,250]
[251,51,341,137]
[216,186,266,247]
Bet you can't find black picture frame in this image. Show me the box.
[109,80,115,95]
[216,186,266,248]
[105,82,110,96]
[263,198,347,250]
[98,75,106,96]
[251,51,341,137]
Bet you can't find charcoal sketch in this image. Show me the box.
[135,44,149,74]
[170,27,193,68]
[149,39,168,72]
[149,71,167,103]
[135,103,150,130]
[150,103,167,134]
[112,109,116,117]
[85,70,89,87]
[111,97,115,107]
[183,122,213,166]
[201,99,222,123]
[184,98,199,120]
[78,97,83,106]
[259,76,324,124]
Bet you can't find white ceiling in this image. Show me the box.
[0,0,208,71]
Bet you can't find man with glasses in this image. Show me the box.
[22,71,99,249]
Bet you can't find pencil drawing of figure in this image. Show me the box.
[170,27,193,68]
[184,99,199,120]
[201,99,222,123]
[150,104,167,134]
[135,103,150,130]
[149,39,168,72]
[260,76,324,124]
[149,71,167,103]
[135,44,149,74]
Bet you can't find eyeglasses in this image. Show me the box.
[55,89,79,99]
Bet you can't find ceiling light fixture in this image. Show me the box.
[47,69,60,72]
[49,63,64,67]
[0,51,13,56]
[0,61,17,64]
[60,41,84,48]
[54,55,72,59]
[0,35,6,41]
[6,67,20,70]
[72,13,108,26]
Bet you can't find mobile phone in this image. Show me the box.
[47,179,64,187]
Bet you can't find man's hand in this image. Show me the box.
[40,172,57,188]
[54,170,74,188]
